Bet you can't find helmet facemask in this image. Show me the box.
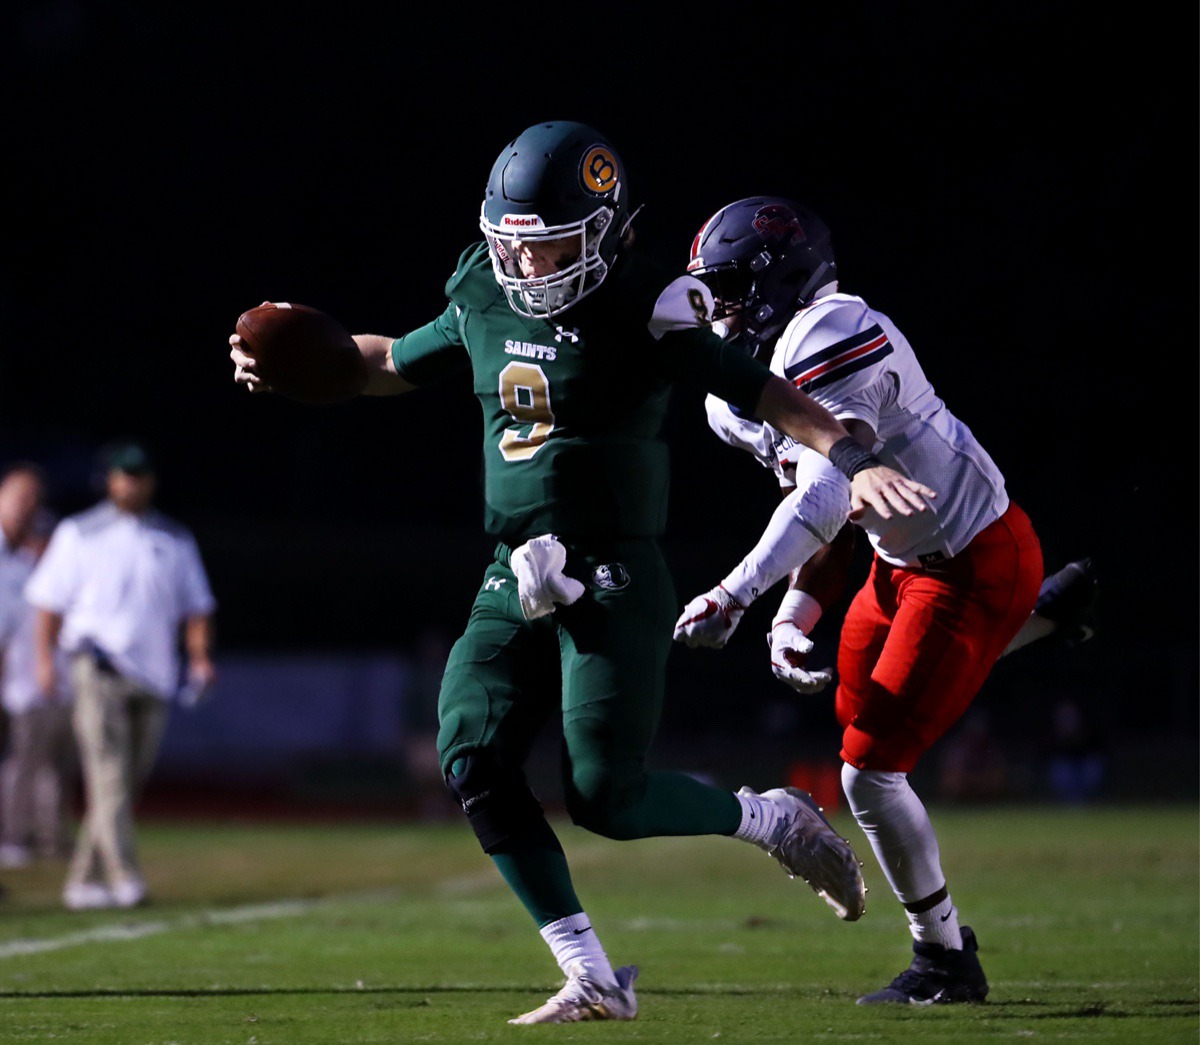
[692,262,756,324]
[691,251,775,353]
[480,204,615,319]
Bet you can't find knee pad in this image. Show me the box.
[445,751,559,855]
[841,763,908,818]
[841,762,945,902]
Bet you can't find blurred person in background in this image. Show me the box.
[1047,697,1108,804]
[0,463,76,867]
[25,441,217,910]
[936,710,1010,803]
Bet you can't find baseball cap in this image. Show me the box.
[101,440,156,475]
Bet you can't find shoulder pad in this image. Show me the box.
[806,294,874,340]
[776,294,894,395]
[648,275,713,341]
[445,242,505,311]
[776,295,869,362]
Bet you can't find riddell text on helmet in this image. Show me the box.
[501,215,545,229]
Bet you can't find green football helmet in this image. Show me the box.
[480,121,633,318]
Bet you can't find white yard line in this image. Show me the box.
[0,920,173,958]
[0,899,318,959]
[0,870,503,961]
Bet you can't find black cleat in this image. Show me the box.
[857,926,989,1005]
[1035,558,1098,646]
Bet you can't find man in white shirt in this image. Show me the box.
[25,442,217,910]
[0,465,76,868]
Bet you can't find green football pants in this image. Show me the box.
[437,538,741,841]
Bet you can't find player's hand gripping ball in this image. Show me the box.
[233,302,368,404]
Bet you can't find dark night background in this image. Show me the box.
[2,3,1195,801]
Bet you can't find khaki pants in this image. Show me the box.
[1,702,77,857]
[66,654,168,891]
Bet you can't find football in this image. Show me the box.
[235,302,368,404]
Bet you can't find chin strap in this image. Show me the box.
[795,261,834,307]
[749,261,837,344]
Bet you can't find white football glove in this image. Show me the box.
[767,622,833,694]
[510,534,585,620]
[673,585,745,648]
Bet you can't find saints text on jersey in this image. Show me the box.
[504,339,558,361]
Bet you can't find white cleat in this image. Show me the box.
[740,785,867,921]
[111,878,149,908]
[0,844,32,869]
[63,881,116,911]
[508,963,639,1025]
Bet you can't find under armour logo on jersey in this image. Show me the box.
[553,325,580,343]
[484,577,507,591]
[592,563,631,591]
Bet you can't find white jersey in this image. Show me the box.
[24,502,216,699]
[0,598,72,715]
[0,535,71,713]
[0,535,34,649]
[705,396,804,489]
[707,289,1009,567]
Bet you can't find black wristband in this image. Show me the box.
[828,436,883,479]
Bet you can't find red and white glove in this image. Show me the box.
[673,585,745,648]
[767,590,832,694]
[767,621,833,694]
[511,535,585,620]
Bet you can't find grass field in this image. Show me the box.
[0,804,1195,1043]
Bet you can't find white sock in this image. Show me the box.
[732,789,780,846]
[906,891,963,950]
[539,913,616,985]
[842,764,964,949]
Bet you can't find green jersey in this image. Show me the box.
[391,242,771,543]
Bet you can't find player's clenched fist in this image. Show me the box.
[229,333,270,393]
[673,585,745,648]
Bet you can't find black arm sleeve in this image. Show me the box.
[658,327,772,416]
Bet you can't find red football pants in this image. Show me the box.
[835,503,1043,773]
